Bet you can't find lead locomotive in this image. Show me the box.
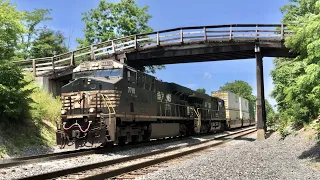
[56,59,231,149]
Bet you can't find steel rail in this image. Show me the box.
[19,127,256,180]
[0,126,234,168]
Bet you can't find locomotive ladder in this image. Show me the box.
[101,93,116,142]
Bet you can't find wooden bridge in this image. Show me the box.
[14,24,294,77]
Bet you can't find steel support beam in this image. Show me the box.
[255,44,266,140]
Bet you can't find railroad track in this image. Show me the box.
[0,134,198,169]
[19,127,256,180]
[0,126,237,169]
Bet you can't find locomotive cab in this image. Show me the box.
[56,60,124,149]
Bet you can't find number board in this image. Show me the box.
[100,60,114,67]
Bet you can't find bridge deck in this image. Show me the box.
[13,24,294,77]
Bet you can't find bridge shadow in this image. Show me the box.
[298,141,320,161]
[266,129,276,139]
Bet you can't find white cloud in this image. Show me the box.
[204,72,212,79]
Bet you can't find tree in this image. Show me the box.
[218,80,255,120]
[0,61,32,124]
[30,26,68,58]
[196,88,206,94]
[17,9,52,59]
[271,0,320,126]
[77,0,165,73]
[0,0,25,60]
[218,80,255,101]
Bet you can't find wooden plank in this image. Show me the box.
[183,35,206,39]
[182,31,203,35]
[36,61,52,67]
[36,66,68,71]
[232,30,256,32]
[54,57,71,64]
[159,33,180,39]
[94,45,113,53]
[74,51,91,58]
[159,37,181,42]
[206,34,230,38]
[206,30,230,33]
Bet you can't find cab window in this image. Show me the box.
[96,69,121,77]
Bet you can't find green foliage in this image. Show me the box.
[271,0,320,128]
[0,0,25,60]
[17,9,52,59]
[77,0,165,73]
[0,61,32,124]
[30,26,68,58]
[218,80,255,101]
[196,88,206,94]
[218,80,257,119]
[0,72,61,157]
[24,73,62,124]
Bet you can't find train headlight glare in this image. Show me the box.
[61,109,67,115]
[89,108,95,113]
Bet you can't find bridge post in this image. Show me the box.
[70,51,75,66]
[32,59,36,77]
[134,35,137,49]
[281,24,284,40]
[203,27,207,41]
[156,32,160,46]
[180,29,183,43]
[90,45,95,60]
[255,43,266,140]
[229,25,232,40]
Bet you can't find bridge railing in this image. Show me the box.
[14,24,292,76]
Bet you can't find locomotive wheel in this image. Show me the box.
[131,132,143,144]
[118,136,126,146]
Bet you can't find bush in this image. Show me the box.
[0,67,62,156]
[0,61,32,125]
[24,73,62,125]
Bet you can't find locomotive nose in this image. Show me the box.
[62,77,115,93]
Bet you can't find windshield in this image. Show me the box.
[73,69,122,79]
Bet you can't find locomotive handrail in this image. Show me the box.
[14,24,292,76]
[101,94,116,115]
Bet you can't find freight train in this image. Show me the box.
[56,59,255,149]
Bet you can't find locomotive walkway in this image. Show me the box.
[14,24,294,77]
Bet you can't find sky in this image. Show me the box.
[12,0,290,110]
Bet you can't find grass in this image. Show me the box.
[0,73,61,158]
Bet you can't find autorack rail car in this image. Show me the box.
[56,59,254,149]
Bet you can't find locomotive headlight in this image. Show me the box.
[61,109,67,115]
[89,108,95,113]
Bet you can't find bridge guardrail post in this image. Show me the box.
[32,59,36,77]
[90,45,95,60]
[229,25,232,40]
[180,29,183,43]
[204,27,207,42]
[134,35,137,49]
[256,25,258,40]
[281,23,284,40]
[70,51,75,66]
[156,32,160,46]
[52,56,55,73]
[112,40,115,53]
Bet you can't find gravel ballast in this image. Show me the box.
[137,130,320,180]
[0,128,247,180]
